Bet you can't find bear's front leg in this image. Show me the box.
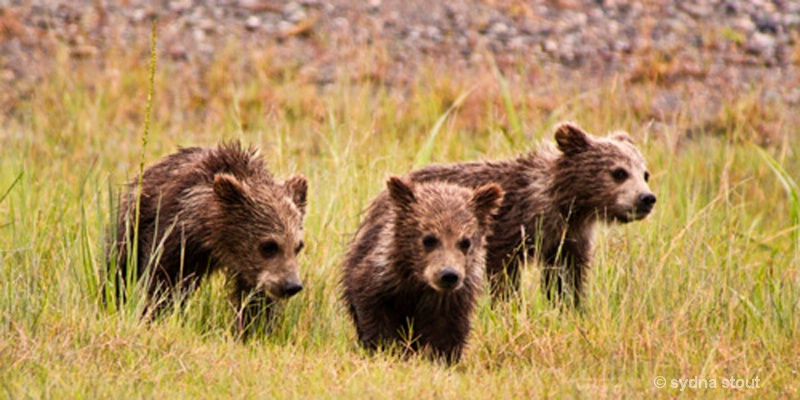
[232,280,277,341]
[486,245,523,302]
[543,239,590,308]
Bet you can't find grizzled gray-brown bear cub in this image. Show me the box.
[108,141,307,338]
[342,176,503,363]
[408,122,656,307]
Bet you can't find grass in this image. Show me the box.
[0,34,799,398]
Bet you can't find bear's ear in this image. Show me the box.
[554,123,591,154]
[609,131,635,144]
[283,174,308,215]
[470,183,504,226]
[213,173,247,203]
[386,176,416,211]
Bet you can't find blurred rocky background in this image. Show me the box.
[1,0,798,142]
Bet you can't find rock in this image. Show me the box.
[678,3,711,18]
[277,20,295,35]
[746,32,776,57]
[755,16,780,34]
[489,22,508,36]
[192,28,206,42]
[1,69,16,81]
[543,39,558,53]
[508,36,525,50]
[368,0,381,13]
[732,17,755,34]
[787,87,800,105]
[169,0,192,13]
[245,16,260,31]
[284,2,306,23]
[424,26,441,42]
[131,8,148,23]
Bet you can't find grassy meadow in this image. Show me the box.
[1,36,799,398]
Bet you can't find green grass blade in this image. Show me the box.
[129,19,158,307]
[487,53,521,147]
[0,171,23,204]
[413,85,478,168]
[755,145,799,253]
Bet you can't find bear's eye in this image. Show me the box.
[457,238,471,253]
[611,168,629,182]
[295,241,305,254]
[259,240,281,259]
[422,235,439,251]
[644,171,650,182]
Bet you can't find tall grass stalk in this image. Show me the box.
[755,145,799,257]
[413,85,478,168]
[125,20,159,307]
[0,172,23,204]
[487,52,522,146]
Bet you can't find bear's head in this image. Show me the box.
[387,177,503,292]
[211,172,308,300]
[552,123,656,224]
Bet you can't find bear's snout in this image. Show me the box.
[277,280,304,298]
[636,192,657,213]
[436,267,462,291]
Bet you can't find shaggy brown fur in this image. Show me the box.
[407,123,656,306]
[342,177,503,363]
[108,141,308,338]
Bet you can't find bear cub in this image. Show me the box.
[408,122,656,307]
[342,176,503,363]
[108,141,307,338]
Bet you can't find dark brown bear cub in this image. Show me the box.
[342,177,503,363]
[408,122,656,307]
[108,141,307,338]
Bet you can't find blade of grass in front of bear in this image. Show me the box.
[128,20,159,315]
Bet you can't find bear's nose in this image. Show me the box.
[280,281,303,298]
[438,268,461,290]
[637,193,656,209]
